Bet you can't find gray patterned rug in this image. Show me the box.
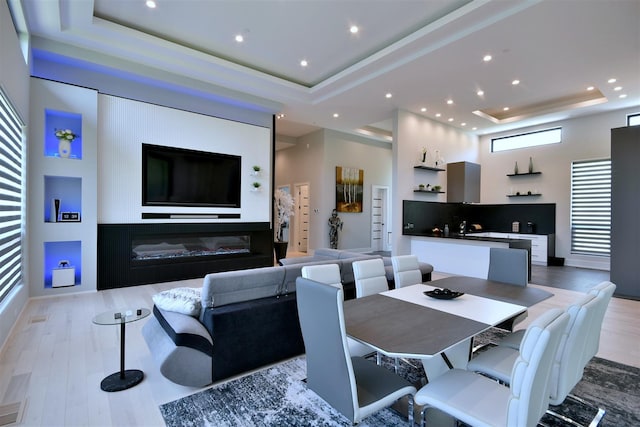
[160,331,640,426]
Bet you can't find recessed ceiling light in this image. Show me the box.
[420,107,427,112]
[461,122,467,126]
[503,107,510,111]
[587,86,595,91]
[385,93,392,99]
[619,94,627,98]
[446,99,453,105]
[512,79,520,85]
[477,90,484,96]
[608,78,617,84]
[276,113,285,119]
[472,127,478,130]
[300,59,308,67]
[614,86,622,91]
[448,118,454,122]
[350,25,359,34]
[333,113,339,118]
[483,54,492,62]
[146,0,156,8]
[235,34,244,43]
[435,113,442,118]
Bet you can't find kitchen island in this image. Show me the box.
[410,233,532,280]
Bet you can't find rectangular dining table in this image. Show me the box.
[343,276,553,361]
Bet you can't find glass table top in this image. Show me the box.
[93,308,150,325]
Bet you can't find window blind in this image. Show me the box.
[0,88,24,303]
[570,159,611,256]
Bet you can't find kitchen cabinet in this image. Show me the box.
[477,232,555,266]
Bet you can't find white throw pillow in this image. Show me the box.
[152,287,202,317]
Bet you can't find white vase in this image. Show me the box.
[58,139,71,158]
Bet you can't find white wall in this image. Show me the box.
[478,107,639,269]
[392,109,478,255]
[0,1,30,350]
[275,129,392,251]
[98,95,272,223]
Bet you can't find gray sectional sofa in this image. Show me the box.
[142,249,433,387]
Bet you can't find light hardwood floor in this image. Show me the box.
[0,272,637,426]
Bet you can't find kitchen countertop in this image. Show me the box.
[414,232,532,245]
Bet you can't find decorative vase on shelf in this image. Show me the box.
[58,139,71,158]
[528,157,533,173]
[514,161,519,175]
[434,150,445,167]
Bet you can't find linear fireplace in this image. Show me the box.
[98,222,273,290]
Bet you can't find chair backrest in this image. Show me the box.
[391,255,423,289]
[295,277,358,421]
[507,308,569,427]
[584,281,616,364]
[301,263,342,287]
[548,293,597,405]
[352,258,389,298]
[488,247,528,287]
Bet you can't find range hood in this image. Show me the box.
[446,161,480,203]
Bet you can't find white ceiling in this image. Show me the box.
[12,0,640,141]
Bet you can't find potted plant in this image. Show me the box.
[252,165,261,176]
[273,189,294,262]
[54,128,76,158]
[252,182,261,191]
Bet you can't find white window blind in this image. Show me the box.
[570,159,611,256]
[0,88,24,303]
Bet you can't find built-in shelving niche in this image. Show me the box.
[44,176,82,222]
[44,240,81,288]
[44,109,83,159]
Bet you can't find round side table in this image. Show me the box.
[92,308,150,392]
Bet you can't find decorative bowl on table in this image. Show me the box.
[424,288,464,300]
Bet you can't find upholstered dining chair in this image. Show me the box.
[467,283,615,427]
[415,308,569,427]
[295,277,417,425]
[487,247,529,331]
[391,255,423,289]
[352,258,389,298]
[487,247,529,286]
[301,264,375,358]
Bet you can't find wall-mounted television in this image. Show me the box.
[142,144,241,208]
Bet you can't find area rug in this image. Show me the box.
[161,331,640,427]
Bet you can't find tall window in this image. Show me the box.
[628,112,640,126]
[570,159,611,256]
[0,88,24,303]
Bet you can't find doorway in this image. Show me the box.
[371,185,391,252]
[294,183,310,253]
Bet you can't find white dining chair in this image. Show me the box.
[352,258,389,298]
[391,255,423,289]
[296,277,416,425]
[301,264,375,358]
[467,284,615,427]
[415,308,569,427]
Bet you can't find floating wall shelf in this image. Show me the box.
[507,193,542,197]
[506,171,542,177]
[414,165,445,172]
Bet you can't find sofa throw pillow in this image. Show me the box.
[152,287,202,317]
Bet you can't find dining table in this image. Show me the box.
[343,275,553,378]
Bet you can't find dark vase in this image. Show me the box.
[274,241,288,264]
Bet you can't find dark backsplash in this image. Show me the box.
[403,200,556,236]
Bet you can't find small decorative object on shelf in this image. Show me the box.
[433,185,442,192]
[54,128,76,158]
[514,161,519,175]
[251,182,261,191]
[528,157,534,173]
[251,165,261,176]
[420,146,431,166]
[434,150,445,167]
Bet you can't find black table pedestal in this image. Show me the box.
[100,369,144,392]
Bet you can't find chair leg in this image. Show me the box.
[545,394,606,427]
[407,394,414,426]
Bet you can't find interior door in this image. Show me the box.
[294,183,309,253]
[371,185,390,252]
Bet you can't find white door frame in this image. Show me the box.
[293,182,310,253]
[371,185,391,252]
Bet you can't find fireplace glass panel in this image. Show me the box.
[132,234,250,261]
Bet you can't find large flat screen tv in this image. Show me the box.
[142,143,241,208]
